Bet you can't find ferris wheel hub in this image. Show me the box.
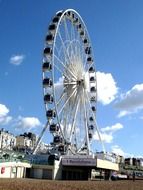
[77,79,84,85]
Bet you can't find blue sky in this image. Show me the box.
[0,0,143,157]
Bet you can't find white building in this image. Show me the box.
[140,158,143,167]
[0,128,16,150]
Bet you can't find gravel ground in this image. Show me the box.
[0,178,143,190]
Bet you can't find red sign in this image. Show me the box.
[1,167,5,174]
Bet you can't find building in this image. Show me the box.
[140,158,143,167]
[116,155,124,164]
[124,157,143,167]
[95,151,118,163]
[0,161,31,178]
[16,136,32,148]
[16,132,36,152]
[0,128,16,150]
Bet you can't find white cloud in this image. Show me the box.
[10,54,25,66]
[111,145,134,157]
[115,83,143,117]
[0,116,12,125]
[0,104,12,125]
[96,71,118,105]
[55,77,64,86]
[93,123,123,143]
[15,116,41,131]
[0,104,9,117]
[101,123,123,133]
[94,132,113,143]
[111,145,125,156]
[0,103,42,132]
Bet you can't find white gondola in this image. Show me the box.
[46,34,54,45]
[90,86,96,93]
[88,133,92,139]
[52,16,60,24]
[49,24,56,34]
[77,23,82,32]
[91,106,96,112]
[49,124,59,133]
[88,125,94,130]
[90,96,96,102]
[56,11,63,17]
[46,109,56,118]
[73,17,79,25]
[53,136,62,144]
[89,67,95,73]
[44,93,53,103]
[43,47,52,58]
[43,78,53,87]
[90,76,95,82]
[42,61,52,72]
[87,56,93,64]
[80,30,85,39]
[83,38,89,48]
[89,116,94,122]
[66,11,74,20]
[85,46,91,54]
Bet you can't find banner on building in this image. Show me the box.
[62,157,96,166]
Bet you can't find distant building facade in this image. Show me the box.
[15,132,36,152]
[0,128,16,150]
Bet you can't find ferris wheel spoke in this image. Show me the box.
[54,54,77,80]
[74,39,80,61]
[70,24,77,60]
[57,30,73,65]
[64,81,77,85]
[71,93,84,147]
[74,31,87,70]
[60,99,74,141]
[78,41,88,70]
[67,40,76,64]
[77,39,82,60]
[74,26,82,59]
[84,90,105,153]
[69,93,80,143]
[83,53,89,70]
[58,87,77,116]
[54,62,64,74]
[55,90,66,107]
[61,105,69,139]
[70,19,75,43]
[63,17,71,43]
[54,63,71,81]
[71,19,81,60]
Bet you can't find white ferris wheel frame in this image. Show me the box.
[33,9,105,155]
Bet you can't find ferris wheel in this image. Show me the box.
[33,9,105,155]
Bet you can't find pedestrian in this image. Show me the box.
[133,171,135,181]
[100,170,102,181]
